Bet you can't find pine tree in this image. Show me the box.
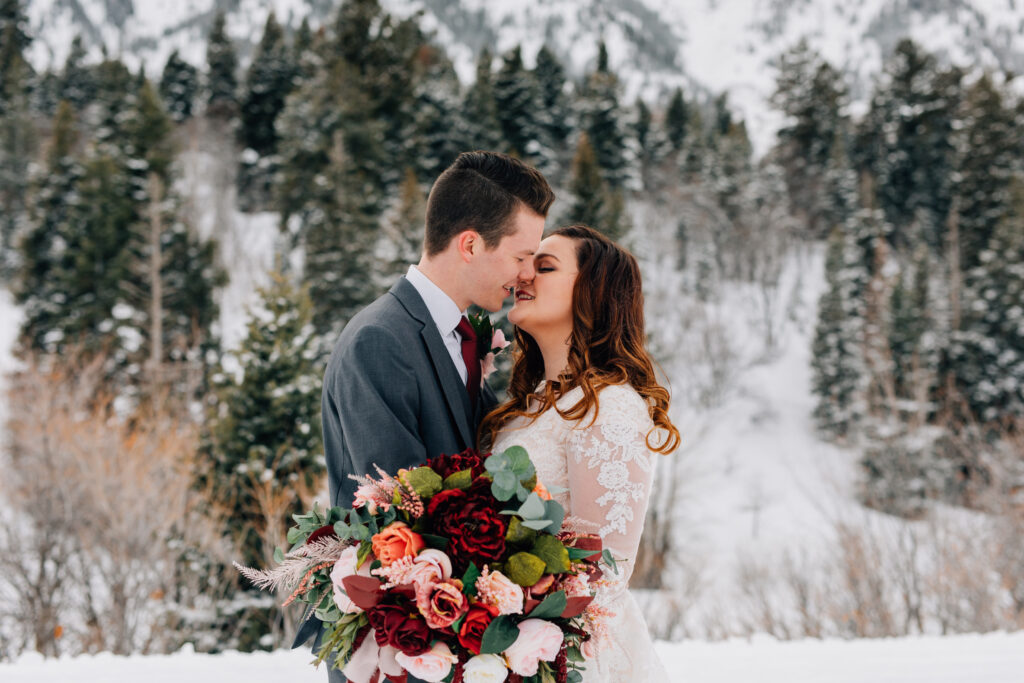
[16,100,84,352]
[493,45,543,160]
[579,41,626,187]
[58,35,96,111]
[410,46,464,181]
[855,40,961,254]
[632,97,668,191]
[239,12,295,156]
[566,132,627,241]
[91,55,134,150]
[0,0,35,271]
[811,227,868,439]
[462,48,504,151]
[955,73,1017,272]
[205,11,238,118]
[665,87,688,152]
[771,40,848,237]
[159,49,199,123]
[202,272,324,569]
[887,251,932,402]
[532,45,572,170]
[382,167,426,279]
[949,181,1024,422]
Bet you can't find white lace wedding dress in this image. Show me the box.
[492,381,669,683]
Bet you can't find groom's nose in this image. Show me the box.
[516,258,536,282]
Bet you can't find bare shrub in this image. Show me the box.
[0,353,234,657]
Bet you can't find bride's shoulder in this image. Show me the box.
[594,383,651,421]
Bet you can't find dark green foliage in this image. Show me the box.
[462,48,504,151]
[954,74,1018,272]
[159,49,199,122]
[206,11,239,118]
[811,229,867,439]
[579,40,626,188]
[493,45,543,160]
[239,12,295,155]
[202,273,324,568]
[532,45,572,170]
[949,183,1024,422]
[665,87,688,151]
[771,41,849,237]
[409,46,465,181]
[16,101,84,352]
[59,35,96,111]
[566,132,627,241]
[855,40,961,253]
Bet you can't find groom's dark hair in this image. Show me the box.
[424,151,555,256]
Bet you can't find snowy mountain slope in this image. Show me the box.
[23,0,1024,155]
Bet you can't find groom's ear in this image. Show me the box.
[455,230,480,262]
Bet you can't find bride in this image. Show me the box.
[481,225,680,683]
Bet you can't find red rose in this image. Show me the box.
[427,479,507,574]
[458,604,498,655]
[427,448,487,480]
[367,600,432,657]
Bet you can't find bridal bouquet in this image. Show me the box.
[236,447,616,683]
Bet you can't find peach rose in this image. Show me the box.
[394,641,458,682]
[503,619,563,677]
[406,549,453,590]
[330,545,372,613]
[371,521,425,567]
[475,567,524,615]
[416,577,468,629]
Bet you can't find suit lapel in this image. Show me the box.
[391,278,475,449]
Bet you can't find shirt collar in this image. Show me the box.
[406,265,465,335]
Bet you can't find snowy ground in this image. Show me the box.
[2,631,1022,682]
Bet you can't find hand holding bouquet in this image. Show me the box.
[236,447,616,683]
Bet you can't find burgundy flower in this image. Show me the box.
[366,597,432,657]
[426,448,487,480]
[427,479,507,574]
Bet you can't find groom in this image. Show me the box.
[294,151,555,682]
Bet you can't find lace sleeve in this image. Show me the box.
[565,385,656,586]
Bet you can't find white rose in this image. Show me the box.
[462,654,508,683]
[394,641,457,682]
[330,545,371,613]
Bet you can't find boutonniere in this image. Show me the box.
[467,310,511,381]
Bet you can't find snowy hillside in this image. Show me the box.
[2,631,1023,682]
[23,0,1024,154]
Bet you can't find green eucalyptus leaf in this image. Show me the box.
[519,492,546,519]
[479,615,520,655]
[528,590,567,619]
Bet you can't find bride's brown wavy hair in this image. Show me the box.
[480,225,680,454]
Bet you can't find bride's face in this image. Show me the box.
[508,235,579,338]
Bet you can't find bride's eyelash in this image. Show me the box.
[537,266,554,273]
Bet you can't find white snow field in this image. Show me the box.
[2,631,1022,682]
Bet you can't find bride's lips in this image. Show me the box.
[515,289,535,302]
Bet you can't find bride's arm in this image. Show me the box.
[564,385,657,586]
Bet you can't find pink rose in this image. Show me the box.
[475,567,524,616]
[481,352,498,381]
[394,641,458,682]
[502,619,563,677]
[416,577,468,629]
[406,549,453,590]
[490,329,510,352]
[330,545,372,613]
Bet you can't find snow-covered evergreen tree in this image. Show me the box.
[462,48,504,151]
[16,100,84,352]
[532,44,572,172]
[0,0,35,270]
[205,11,239,118]
[202,272,323,569]
[578,41,627,188]
[159,49,198,123]
[493,45,543,161]
[949,181,1024,422]
[58,35,95,111]
[239,12,294,156]
[409,46,464,181]
[811,225,869,440]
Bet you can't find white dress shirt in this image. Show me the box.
[406,265,469,384]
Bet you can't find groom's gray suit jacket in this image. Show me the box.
[293,276,498,680]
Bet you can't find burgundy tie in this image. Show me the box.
[455,316,480,406]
